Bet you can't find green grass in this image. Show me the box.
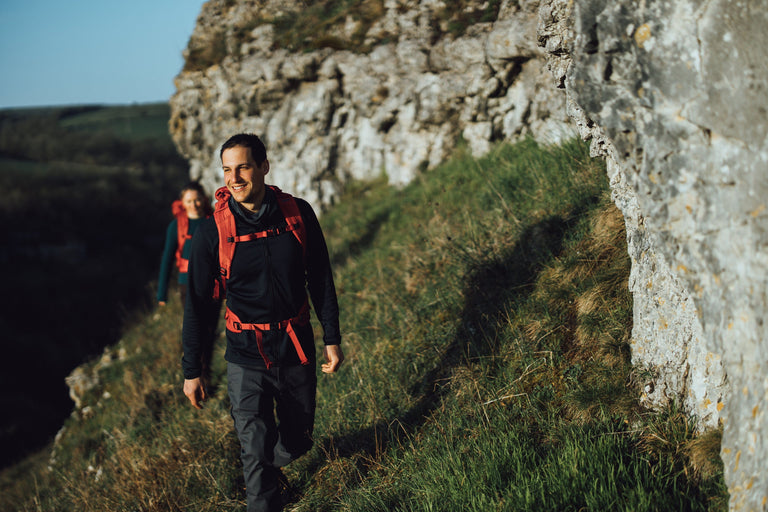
[0,137,728,511]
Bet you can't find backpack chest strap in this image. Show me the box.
[228,222,295,243]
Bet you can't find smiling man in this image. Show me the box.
[181,133,343,512]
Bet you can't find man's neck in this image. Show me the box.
[239,189,266,212]
[232,187,271,224]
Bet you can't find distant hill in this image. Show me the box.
[0,103,189,469]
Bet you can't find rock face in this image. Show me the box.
[539,0,768,508]
[171,0,768,508]
[169,0,574,206]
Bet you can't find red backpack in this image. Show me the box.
[171,200,192,273]
[212,185,310,367]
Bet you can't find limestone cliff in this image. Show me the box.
[539,0,767,508]
[169,0,573,206]
[170,0,767,509]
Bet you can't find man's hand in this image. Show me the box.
[321,344,344,373]
[183,377,207,409]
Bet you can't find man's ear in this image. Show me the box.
[261,159,270,176]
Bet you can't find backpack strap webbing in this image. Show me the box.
[225,299,311,368]
[212,185,307,299]
[274,188,307,261]
[172,200,192,273]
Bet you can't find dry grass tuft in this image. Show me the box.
[575,285,610,317]
[590,204,626,252]
[684,426,724,481]
[524,319,545,342]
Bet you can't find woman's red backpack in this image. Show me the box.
[171,200,192,273]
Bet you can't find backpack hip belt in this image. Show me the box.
[225,300,311,368]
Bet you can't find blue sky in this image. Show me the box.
[0,0,206,109]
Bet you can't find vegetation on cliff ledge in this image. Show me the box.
[183,0,504,72]
[0,136,727,511]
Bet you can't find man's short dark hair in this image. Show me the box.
[220,133,267,163]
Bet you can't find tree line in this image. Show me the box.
[0,105,185,167]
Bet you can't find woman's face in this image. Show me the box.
[181,190,204,219]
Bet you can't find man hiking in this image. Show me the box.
[181,133,343,511]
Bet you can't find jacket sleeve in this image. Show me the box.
[181,218,219,379]
[156,219,178,303]
[299,200,342,346]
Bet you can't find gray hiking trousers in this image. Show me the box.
[227,362,317,512]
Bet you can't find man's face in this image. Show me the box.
[222,145,269,210]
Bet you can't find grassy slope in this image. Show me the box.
[0,138,727,511]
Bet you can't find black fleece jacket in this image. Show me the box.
[182,187,341,379]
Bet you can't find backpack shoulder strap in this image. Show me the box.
[271,186,306,259]
[213,186,236,289]
[171,199,185,217]
[172,200,191,272]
